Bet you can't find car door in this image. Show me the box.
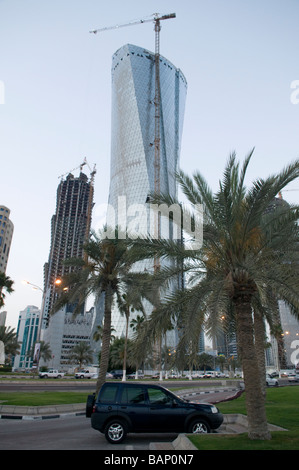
[119,385,150,431]
[146,386,185,432]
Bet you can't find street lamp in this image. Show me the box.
[22,280,43,293]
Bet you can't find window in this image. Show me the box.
[99,385,118,403]
[147,387,173,406]
[120,386,145,405]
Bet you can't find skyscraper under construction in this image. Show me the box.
[41,167,94,331]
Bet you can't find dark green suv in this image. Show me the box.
[86,382,223,444]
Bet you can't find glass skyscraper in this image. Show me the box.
[107,44,187,337]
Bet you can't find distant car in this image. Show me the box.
[266,374,279,387]
[288,373,299,383]
[268,372,279,378]
[109,370,123,379]
[75,369,96,379]
[127,371,144,379]
[151,373,159,379]
[87,382,223,444]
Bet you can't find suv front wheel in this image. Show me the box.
[104,419,128,444]
[188,418,210,434]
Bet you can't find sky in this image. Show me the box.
[1,0,299,330]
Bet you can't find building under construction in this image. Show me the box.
[39,164,95,370]
[41,166,94,329]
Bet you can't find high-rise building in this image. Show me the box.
[39,170,95,370]
[0,205,14,274]
[107,44,187,338]
[41,171,94,330]
[13,305,40,370]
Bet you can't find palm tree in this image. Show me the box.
[117,291,146,381]
[0,325,19,361]
[30,341,52,366]
[130,314,145,333]
[93,325,116,343]
[130,150,299,440]
[109,337,133,370]
[53,227,150,394]
[197,352,214,374]
[69,341,93,370]
[0,272,14,308]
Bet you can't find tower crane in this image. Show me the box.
[90,13,176,271]
[58,160,87,180]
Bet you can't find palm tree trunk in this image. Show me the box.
[122,310,129,382]
[235,296,271,440]
[96,284,113,395]
[254,309,267,399]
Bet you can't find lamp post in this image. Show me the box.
[22,280,43,293]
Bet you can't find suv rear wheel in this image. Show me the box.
[104,419,128,444]
[188,418,210,434]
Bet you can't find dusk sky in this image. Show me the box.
[1,0,299,329]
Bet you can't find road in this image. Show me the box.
[0,414,177,450]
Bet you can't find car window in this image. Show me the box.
[120,386,146,405]
[99,385,118,403]
[147,387,173,405]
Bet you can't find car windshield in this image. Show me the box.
[162,387,189,403]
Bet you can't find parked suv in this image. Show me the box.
[86,382,223,444]
[109,370,123,379]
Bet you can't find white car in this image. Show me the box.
[288,373,299,382]
[266,374,279,387]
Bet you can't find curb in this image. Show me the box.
[0,403,85,420]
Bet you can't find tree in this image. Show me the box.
[130,150,299,440]
[93,325,116,343]
[69,342,93,370]
[0,272,14,308]
[197,352,214,373]
[117,290,146,381]
[53,227,149,394]
[0,325,19,361]
[30,341,52,365]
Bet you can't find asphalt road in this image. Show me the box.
[0,413,177,450]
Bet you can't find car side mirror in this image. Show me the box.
[172,399,178,407]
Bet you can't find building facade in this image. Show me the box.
[13,305,40,370]
[107,44,187,340]
[0,205,14,274]
[41,171,94,330]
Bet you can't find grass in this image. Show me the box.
[188,386,299,450]
[0,391,91,406]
